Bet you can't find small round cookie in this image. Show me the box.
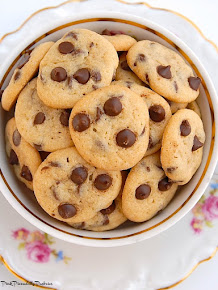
[187,100,201,117]
[15,79,73,152]
[111,81,172,156]
[68,193,127,231]
[115,53,144,85]
[37,29,119,109]
[127,40,201,103]
[68,170,128,231]
[69,85,149,170]
[33,147,122,223]
[161,109,205,185]
[122,152,178,222]
[5,118,41,190]
[167,100,187,114]
[102,34,137,51]
[2,42,54,111]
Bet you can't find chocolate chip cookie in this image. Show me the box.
[102,34,137,51]
[112,81,172,156]
[2,42,54,111]
[187,100,201,117]
[115,53,144,85]
[122,152,178,222]
[127,40,201,103]
[167,100,188,114]
[5,118,41,190]
[15,79,73,152]
[161,109,205,185]
[69,85,150,170]
[37,29,119,108]
[33,147,122,223]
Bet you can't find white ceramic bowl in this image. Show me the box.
[0,10,217,247]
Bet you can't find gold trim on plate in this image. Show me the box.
[0,18,215,241]
[0,255,57,290]
[0,1,217,289]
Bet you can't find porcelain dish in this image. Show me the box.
[0,0,217,247]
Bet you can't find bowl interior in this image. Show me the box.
[0,19,213,241]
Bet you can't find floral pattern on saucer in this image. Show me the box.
[12,228,71,264]
[191,183,218,233]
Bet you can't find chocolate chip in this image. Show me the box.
[65,31,78,40]
[40,73,45,83]
[91,71,101,82]
[75,222,85,229]
[20,165,32,181]
[96,107,103,122]
[102,29,124,36]
[73,68,90,84]
[34,144,42,151]
[92,85,98,90]
[180,120,191,136]
[192,135,204,151]
[51,67,67,82]
[167,167,177,173]
[95,140,105,149]
[9,149,19,165]
[140,127,145,136]
[148,136,153,149]
[58,42,74,54]
[39,151,50,161]
[157,65,172,79]
[71,48,83,56]
[41,166,49,171]
[149,105,165,122]
[174,81,178,93]
[138,53,146,62]
[135,184,151,200]
[13,130,21,146]
[58,204,77,219]
[103,97,122,116]
[134,54,146,66]
[121,60,131,71]
[90,42,94,48]
[145,73,150,84]
[60,110,70,126]
[71,166,88,185]
[100,201,116,215]
[34,112,45,125]
[14,71,21,81]
[188,77,201,91]
[17,53,30,69]
[52,187,59,201]
[126,81,132,89]
[116,129,136,148]
[94,174,112,190]
[50,161,60,167]
[102,29,111,35]
[72,113,90,132]
[158,177,172,191]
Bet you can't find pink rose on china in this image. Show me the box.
[202,195,218,221]
[26,241,51,263]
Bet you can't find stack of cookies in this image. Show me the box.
[2,28,205,231]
